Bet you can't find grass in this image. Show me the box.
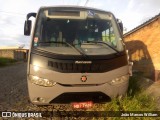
[90,73,158,120]
[0,57,17,66]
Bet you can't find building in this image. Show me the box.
[124,13,160,82]
[0,48,29,61]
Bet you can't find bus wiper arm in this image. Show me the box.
[65,42,86,56]
[38,41,86,56]
[87,41,121,55]
[39,41,66,44]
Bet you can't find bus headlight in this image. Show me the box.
[109,75,129,85]
[29,75,56,87]
[33,65,39,72]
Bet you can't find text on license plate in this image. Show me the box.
[72,101,93,109]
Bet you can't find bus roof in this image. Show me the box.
[39,5,113,15]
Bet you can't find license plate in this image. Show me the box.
[72,101,93,109]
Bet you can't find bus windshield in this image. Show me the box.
[33,8,124,55]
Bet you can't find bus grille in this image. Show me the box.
[48,61,101,73]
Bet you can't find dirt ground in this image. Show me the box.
[0,62,28,111]
[0,63,78,111]
[0,62,106,120]
[0,62,160,119]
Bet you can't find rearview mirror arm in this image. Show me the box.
[26,13,37,20]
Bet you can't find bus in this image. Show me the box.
[24,6,132,107]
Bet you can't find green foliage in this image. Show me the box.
[101,74,157,120]
[0,57,17,66]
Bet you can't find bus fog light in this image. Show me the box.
[52,82,57,86]
[37,97,45,102]
[109,75,129,85]
[29,75,56,87]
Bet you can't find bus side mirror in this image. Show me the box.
[117,19,123,34]
[24,20,32,36]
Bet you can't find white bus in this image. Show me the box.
[24,6,132,107]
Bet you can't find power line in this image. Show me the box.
[84,0,89,6]
[77,0,81,5]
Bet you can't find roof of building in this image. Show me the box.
[124,13,160,37]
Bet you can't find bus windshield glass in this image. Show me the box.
[33,8,124,55]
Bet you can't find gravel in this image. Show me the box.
[0,62,104,119]
[0,62,28,111]
[0,62,160,119]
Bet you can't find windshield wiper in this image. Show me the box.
[39,41,66,44]
[38,41,86,56]
[64,42,86,56]
[87,41,121,55]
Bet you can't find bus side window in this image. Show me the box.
[102,26,116,47]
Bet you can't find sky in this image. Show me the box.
[0,0,160,48]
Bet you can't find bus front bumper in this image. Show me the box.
[27,77,129,105]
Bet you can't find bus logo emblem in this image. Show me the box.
[75,61,92,64]
[81,76,87,82]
